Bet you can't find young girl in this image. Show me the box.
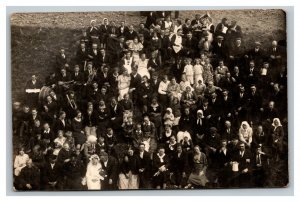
[137,53,150,79]
[202,57,214,84]
[128,36,143,63]
[183,58,194,85]
[193,58,204,84]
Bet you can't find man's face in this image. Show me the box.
[258,126,263,133]
[92,82,98,89]
[80,43,85,49]
[236,39,241,46]
[32,110,37,116]
[74,66,80,72]
[158,148,165,156]
[144,117,149,124]
[177,146,182,153]
[129,25,134,31]
[139,145,145,152]
[44,123,49,130]
[239,144,245,151]
[60,49,65,54]
[92,44,97,49]
[100,49,105,55]
[269,102,274,109]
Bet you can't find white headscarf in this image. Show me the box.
[272,118,282,129]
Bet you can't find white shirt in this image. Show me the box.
[158,80,170,95]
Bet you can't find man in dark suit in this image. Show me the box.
[221,120,237,143]
[219,90,234,122]
[25,75,43,108]
[212,35,228,65]
[248,85,263,124]
[97,65,110,88]
[245,41,265,67]
[252,145,270,187]
[242,60,260,88]
[228,38,245,69]
[129,67,142,104]
[136,143,152,189]
[145,11,157,29]
[216,139,233,187]
[99,151,119,190]
[17,159,41,190]
[42,122,55,145]
[88,43,101,69]
[76,43,89,71]
[233,85,248,125]
[41,155,63,190]
[98,48,111,67]
[182,31,198,58]
[55,48,68,71]
[117,20,129,37]
[230,142,253,187]
[71,65,84,95]
[125,24,138,42]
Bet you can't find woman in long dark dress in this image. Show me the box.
[185,145,209,188]
[71,110,86,147]
[271,118,285,161]
[138,76,153,113]
[148,97,162,140]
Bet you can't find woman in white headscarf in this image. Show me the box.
[85,154,104,190]
[238,121,253,147]
[271,118,284,161]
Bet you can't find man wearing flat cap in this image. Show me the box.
[245,41,265,67]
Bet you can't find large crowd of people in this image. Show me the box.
[12,11,288,190]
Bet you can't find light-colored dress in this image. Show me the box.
[188,152,209,187]
[123,57,133,74]
[129,42,143,63]
[137,58,150,79]
[118,75,131,101]
[86,162,104,190]
[14,154,29,176]
[184,65,194,85]
[193,64,204,83]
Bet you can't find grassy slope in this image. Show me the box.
[11,9,286,102]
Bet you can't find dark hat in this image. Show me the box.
[99,151,108,156]
[216,35,224,40]
[210,127,217,133]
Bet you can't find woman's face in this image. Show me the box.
[77,112,82,118]
[19,150,24,156]
[92,158,98,165]
[274,120,279,126]
[158,149,165,156]
[194,146,200,154]
[242,124,247,129]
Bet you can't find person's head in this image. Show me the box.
[177,28,183,36]
[239,142,246,151]
[91,154,100,165]
[13,101,21,110]
[225,120,231,128]
[122,69,129,76]
[170,135,176,143]
[80,42,85,49]
[273,118,281,127]
[18,147,25,156]
[216,35,224,42]
[195,14,200,20]
[75,110,82,119]
[151,97,158,105]
[233,37,241,45]
[194,145,201,154]
[203,98,209,107]
[60,68,66,75]
[92,43,98,50]
[128,148,134,156]
[59,111,66,119]
[129,24,134,32]
[103,18,108,25]
[98,136,105,144]
[121,21,125,27]
[210,127,217,136]
[255,41,261,49]
[59,48,65,54]
[63,143,70,151]
[208,81,214,88]
[87,102,93,111]
[49,155,57,164]
[100,86,107,94]
[34,119,40,127]
[269,101,275,109]
[219,60,224,67]
[142,75,148,83]
[82,30,87,36]
[232,67,239,74]
[225,72,231,78]
[187,31,192,39]
[31,108,38,116]
[43,122,50,130]
[222,90,228,97]
[57,130,64,138]
[158,147,165,156]
[184,107,190,115]
[197,110,204,118]
[273,83,280,92]
[250,85,256,93]
[90,20,96,27]
[257,125,263,133]
[143,115,150,124]
[162,75,168,82]
[242,122,248,129]
[186,86,192,93]
[177,144,183,153]
[170,77,177,84]
[221,139,227,147]
[139,22,145,29]
[99,151,109,162]
[107,127,113,135]
[272,40,278,47]
[221,17,228,25]
[139,143,145,152]
[99,99,105,107]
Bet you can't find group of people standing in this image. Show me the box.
[13,11,288,191]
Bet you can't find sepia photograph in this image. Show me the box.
[10,9,288,191]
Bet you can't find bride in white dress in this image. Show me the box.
[85,154,104,190]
